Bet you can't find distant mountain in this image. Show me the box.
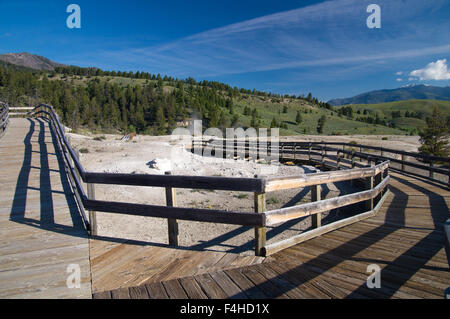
[0,52,66,71]
[328,84,450,106]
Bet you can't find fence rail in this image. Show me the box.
[0,102,9,138]
[193,138,450,186]
[29,104,391,256]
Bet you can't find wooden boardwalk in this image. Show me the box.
[1,117,449,299]
[90,238,267,294]
[96,172,449,299]
[0,118,91,298]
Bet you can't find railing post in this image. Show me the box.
[87,183,97,236]
[401,154,405,171]
[429,161,434,179]
[374,168,382,205]
[321,146,325,169]
[351,150,355,168]
[165,171,179,246]
[254,175,266,256]
[308,143,312,162]
[293,143,296,161]
[365,175,374,211]
[448,162,450,184]
[311,184,322,228]
[337,150,341,170]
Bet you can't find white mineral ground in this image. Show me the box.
[68,132,420,255]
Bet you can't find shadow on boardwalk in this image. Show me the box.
[229,174,449,298]
[9,118,86,237]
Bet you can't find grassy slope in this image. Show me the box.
[233,96,404,136]
[344,99,450,131]
[49,74,438,136]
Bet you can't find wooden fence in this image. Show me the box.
[193,138,450,186]
[0,102,9,138]
[30,104,391,256]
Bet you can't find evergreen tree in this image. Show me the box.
[317,115,326,134]
[295,111,302,124]
[419,106,449,158]
[270,117,278,128]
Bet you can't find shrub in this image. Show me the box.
[93,135,106,141]
[79,148,89,154]
[267,197,280,204]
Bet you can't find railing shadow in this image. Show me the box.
[346,174,448,298]
[229,173,448,298]
[9,117,87,238]
[188,167,365,255]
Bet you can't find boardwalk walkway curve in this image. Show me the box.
[0,102,448,299]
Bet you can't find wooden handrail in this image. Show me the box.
[0,102,9,138]
[264,161,389,192]
[29,104,392,256]
[194,139,450,163]
[196,138,449,185]
[265,176,390,226]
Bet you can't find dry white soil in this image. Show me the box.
[68,132,420,255]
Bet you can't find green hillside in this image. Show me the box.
[45,72,407,135]
[340,100,450,134]
[231,95,404,136]
[0,61,421,136]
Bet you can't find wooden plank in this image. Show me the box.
[165,171,179,246]
[311,184,321,229]
[253,263,311,299]
[178,277,208,299]
[240,266,289,299]
[85,171,264,192]
[85,198,265,227]
[209,270,247,299]
[223,268,267,299]
[110,287,130,299]
[264,161,389,192]
[254,191,266,256]
[128,285,150,299]
[145,282,169,299]
[162,279,188,299]
[264,177,389,226]
[87,183,97,236]
[92,291,111,299]
[265,262,331,299]
[194,273,228,299]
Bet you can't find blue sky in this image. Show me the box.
[1,0,449,101]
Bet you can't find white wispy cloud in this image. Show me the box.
[98,0,450,79]
[409,58,450,80]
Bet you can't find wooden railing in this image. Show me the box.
[29,104,265,246]
[193,139,450,186]
[29,104,390,257]
[192,139,391,255]
[0,102,9,138]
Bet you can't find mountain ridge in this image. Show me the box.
[0,52,66,71]
[328,84,450,106]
